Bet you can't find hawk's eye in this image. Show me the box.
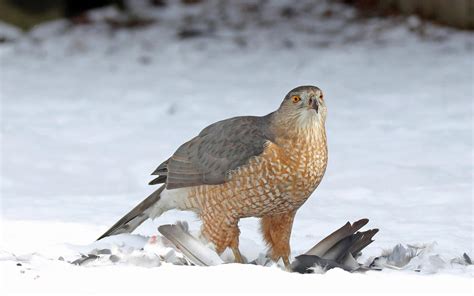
[320,93,324,100]
[291,96,301,103]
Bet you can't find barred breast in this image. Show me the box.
[186,127,328,219]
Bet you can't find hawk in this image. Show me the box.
[98,85,328,268]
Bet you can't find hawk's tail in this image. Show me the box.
[97,185,165,240]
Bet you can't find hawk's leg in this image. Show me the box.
[201,214,243,263]
[229,233,244,263]
[260,210,296,269]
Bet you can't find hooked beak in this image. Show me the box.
[309,98,318,113]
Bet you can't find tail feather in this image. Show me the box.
[292,218,378,273]
[305,218,369,256]
[97,185,165,240]
[322,235,358,261]
[349,228,379,256]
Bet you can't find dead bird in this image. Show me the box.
[157,218,379,273]
[291,218,378,273]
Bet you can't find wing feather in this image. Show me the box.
[150,114,275,189]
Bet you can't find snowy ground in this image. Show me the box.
[0,0,473,294]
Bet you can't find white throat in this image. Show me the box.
[295,110,323,133]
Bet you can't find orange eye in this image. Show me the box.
[320,93,324,100]
[291,96,301,103]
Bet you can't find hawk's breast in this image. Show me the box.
[186,127,328,218]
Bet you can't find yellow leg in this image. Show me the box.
[231,246,244,263]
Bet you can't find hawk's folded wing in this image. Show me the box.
[149,115,275,189]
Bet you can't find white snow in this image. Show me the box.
[0,0,473,294]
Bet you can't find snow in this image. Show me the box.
[0,0,473,294]
[1,259,472,295]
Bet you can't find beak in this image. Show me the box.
[309,98,319,113]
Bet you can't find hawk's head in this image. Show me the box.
[275,85,327,131]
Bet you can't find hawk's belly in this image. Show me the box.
[187,133,328,218]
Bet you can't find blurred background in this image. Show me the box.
[0,0,472,260]
[0,0,473,30]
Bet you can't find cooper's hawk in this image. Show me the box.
[98,85,328,268]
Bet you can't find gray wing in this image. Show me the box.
[149,114,275,190]
[291,219,379,273]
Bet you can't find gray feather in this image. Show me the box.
[305,219,368,256]
[97,185,165,240]
[150,115,275,189]
[349,228,379,256]
[291,255,352,273]
[158,224,224,266]
[322,235,357,261]
[292,219,378,273]
[148,175,167,185]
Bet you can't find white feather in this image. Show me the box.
[146,188,191,219]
